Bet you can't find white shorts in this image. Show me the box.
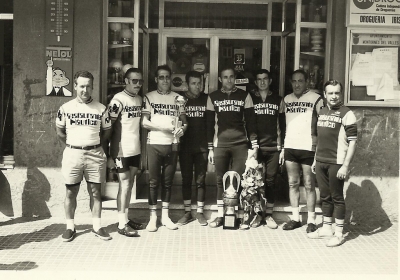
[62,146,106,184]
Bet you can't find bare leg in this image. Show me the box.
[65,184,80,219]
[286,161,301,208]
[87,182,102,218]
[302,164,316,212]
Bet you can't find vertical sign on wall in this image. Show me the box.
[45,0,74,97]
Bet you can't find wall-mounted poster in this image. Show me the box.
[45,0,74,97]
[345,29,400,107]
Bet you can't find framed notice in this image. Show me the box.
[347,0,400,27]
[45,0,74,97]
[345,28,400,107]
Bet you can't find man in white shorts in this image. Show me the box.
[56,70,112,242]
[106,67,144,237]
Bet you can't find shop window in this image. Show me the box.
[164,2,268,30]
[0,3,13,168]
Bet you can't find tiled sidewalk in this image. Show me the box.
[0,209,398,279]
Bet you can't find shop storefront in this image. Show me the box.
[0,0,398,226]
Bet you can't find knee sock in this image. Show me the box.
[118,213,126,229]
[92,218,101,232]
[291,207,300,222]
[266,203,274,217]
[322,216,333,231]
[184,199,191,213]
[307,211,316,224]
[217,200,224,218]
[197,201,204,213]
[335,218,344,237]
[66,219,75,230]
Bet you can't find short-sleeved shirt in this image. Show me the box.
[316,105,357,165]
[108,90,142,158]
[180,92,208,153]
[142,90,186,145]
[56,97,111,146]
[282,90,324,152]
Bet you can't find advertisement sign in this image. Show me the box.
[234,49,245,65]
[45,0,74,97]
[347,0,400,27]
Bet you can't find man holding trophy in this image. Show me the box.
[206,67,258,228]
[142,65,188,232]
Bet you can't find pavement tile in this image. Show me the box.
[0,209,398,278]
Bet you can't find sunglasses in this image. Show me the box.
[157,75,171,81]
[129,79,144,85]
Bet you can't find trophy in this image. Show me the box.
[222,171,240,230]
[172,95,188,151]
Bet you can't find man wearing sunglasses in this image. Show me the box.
[142,65,188,232]
[106,68,145,237]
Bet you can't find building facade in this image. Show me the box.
[0,0,398,227]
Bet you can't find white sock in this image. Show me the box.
[162,202,169,218]
[197,201,204,213]
[335,218,344,237]
[92,218,101,232]
[217,200,224,217]
[291,207,300,222]
[184,200,191,212]
[125,208,129,223]
[118,213,126,229]
[307,211,316,224]
[322,216,333,231]
[66,219,75,230]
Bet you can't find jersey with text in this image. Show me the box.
[283,90,324,151]
[251,91,285,152]
[206,88,257,148]
[56,98,111,146]
[180,93,208,153]
[142,90,186,145]
[316,106,357,165]
[108,90,142,158]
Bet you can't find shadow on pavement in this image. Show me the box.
[0,261,38,270]
[0,223,86,250]
[0,216,49,227]
[344,180,393,242]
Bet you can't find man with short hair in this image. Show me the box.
[56,70,112,242]
[280,69,324,233]
[250,69,285,229]
[309,79,357,247]
[106,67,145,237]
[177,71,209,226]
[142,65,187,232]
[206,67,258,229]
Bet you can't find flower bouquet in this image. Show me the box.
[239,157,266,229]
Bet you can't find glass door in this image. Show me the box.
[218,39,263,94]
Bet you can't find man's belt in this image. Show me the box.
[66,144,101,150]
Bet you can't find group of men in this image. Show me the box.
[56,65,357,247]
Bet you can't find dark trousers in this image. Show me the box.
[258,150,280,204]
[214,144,248,200]
[147,144,178,205]
[179,149,208,202]
[315,161,345,220]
